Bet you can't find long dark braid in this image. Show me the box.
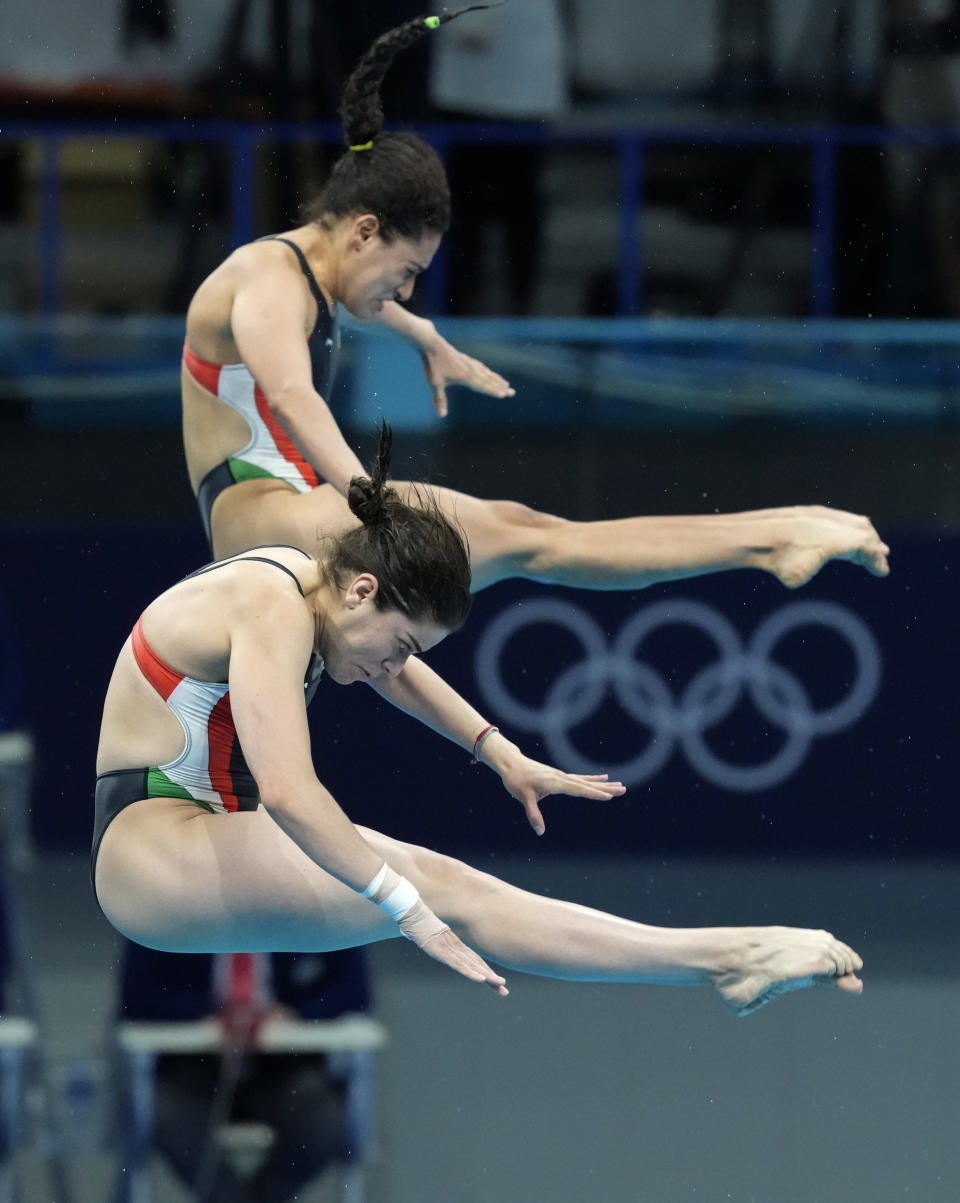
[304,5,504,240]
[340,6,502,149]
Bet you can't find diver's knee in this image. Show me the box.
[482,501,575,580]
[405,847,502,919]
[485,499,566,532]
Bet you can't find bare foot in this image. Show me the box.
[713,925,864,1017]
[762,506,890,588]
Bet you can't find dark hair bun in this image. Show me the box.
[347,475,387,527]
[327,421,473,632]
[347,421,394,527]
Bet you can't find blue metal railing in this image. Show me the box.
[4,312,960,431]
[5,117,960,317]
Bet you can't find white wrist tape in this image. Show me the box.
[361,862,418,921]
[361,864,389,901]
[361,862,449,945]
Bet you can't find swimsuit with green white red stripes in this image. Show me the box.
[90,601,260,893]
[129,614,257,814]
[90,551,325,890]
[187,236,340,547]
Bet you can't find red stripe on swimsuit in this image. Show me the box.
[128,614,252,811]
[132,617,183,701]
[252,386,319,488]
[183,340,319,490]
[182,342,222,395]
[207,694,240,813]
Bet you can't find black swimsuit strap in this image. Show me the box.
[223,543,311,559]
[270,236,328,314]
[186,553,307,597]
[191,552,324,696]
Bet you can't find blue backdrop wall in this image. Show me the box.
[1,519,954,861]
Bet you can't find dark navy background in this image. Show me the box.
[1,520,954,861]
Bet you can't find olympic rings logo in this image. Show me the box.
[474,598,882,792]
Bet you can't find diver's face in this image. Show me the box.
[320,574,449,685]
[342,219,440,318]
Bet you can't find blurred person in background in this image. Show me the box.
[882,0,960,316]
[117,941,370,1203]
[428,0,569,314]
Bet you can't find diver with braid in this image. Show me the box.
[182,8,890,591]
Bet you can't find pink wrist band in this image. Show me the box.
[470,723,499,764]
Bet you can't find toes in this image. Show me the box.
[831,972,864,995]
[828,936,863,978]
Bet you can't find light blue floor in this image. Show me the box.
[6,851,960,1202]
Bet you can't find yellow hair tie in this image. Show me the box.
[349,141,374,152]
